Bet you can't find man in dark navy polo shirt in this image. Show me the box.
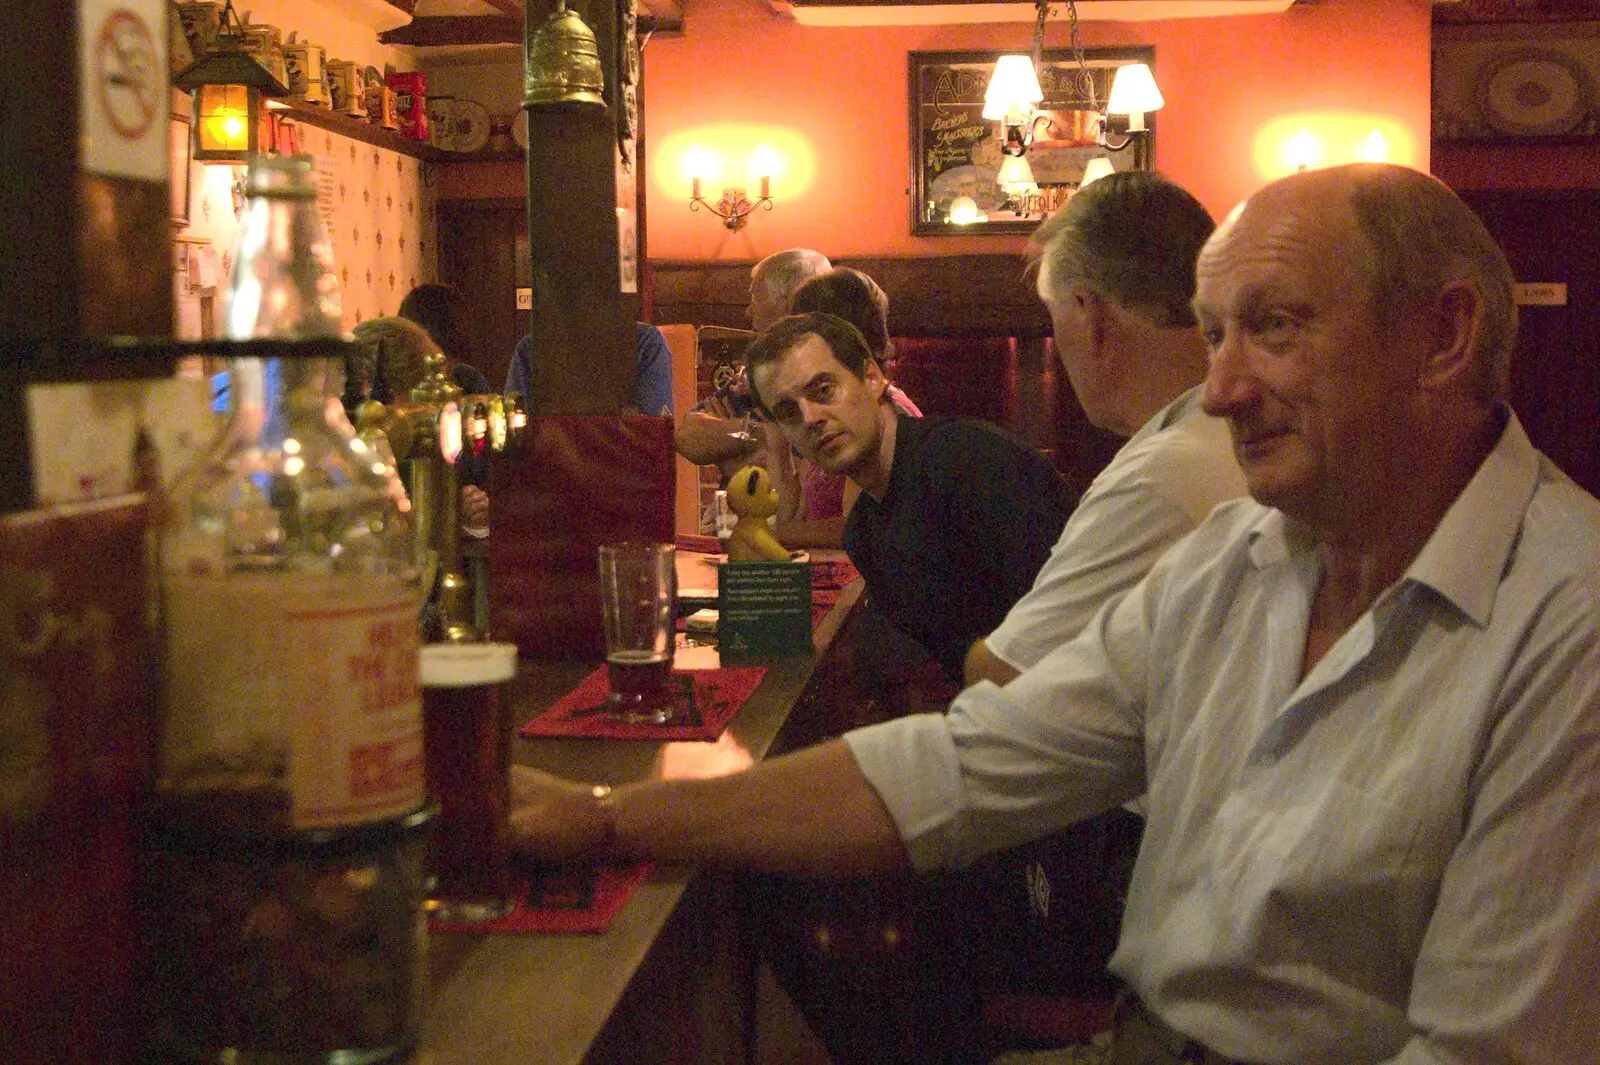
[746,310,1073,683]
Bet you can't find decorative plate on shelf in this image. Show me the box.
[445,98,491,153]
[1474,49,1589,137]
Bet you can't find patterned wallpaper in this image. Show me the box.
[180,126,435,333]
[309,128,436,328]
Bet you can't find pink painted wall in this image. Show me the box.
[642,0,1431,260]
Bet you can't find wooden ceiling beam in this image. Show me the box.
[478,0,526,19]
[380,15,520,45]
[1434,0,1600,23]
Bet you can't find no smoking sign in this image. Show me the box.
[80,0,167,182]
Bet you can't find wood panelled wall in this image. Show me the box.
[651,256,1122,498]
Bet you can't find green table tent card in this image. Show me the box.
[718,560,812,657]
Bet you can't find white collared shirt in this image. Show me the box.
[986,387,1246,671]
[845,414,1600,1064]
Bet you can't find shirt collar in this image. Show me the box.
[1243,411,1540,627]
[1404,410,1539,627]
[1126,386,1204,450]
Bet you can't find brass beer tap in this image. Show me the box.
[356,352,525,643]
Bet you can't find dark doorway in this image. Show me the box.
[1459,190,1600,498]
[437,197,528,392]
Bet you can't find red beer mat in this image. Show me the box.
[519,666,767,741]
[810,559,860,591]
[429,861,654,935]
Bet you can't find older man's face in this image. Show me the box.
[1195,179,1416,529]
[747,269,786,333]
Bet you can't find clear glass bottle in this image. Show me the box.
[148,156,427,1064]
[158,156,423,833]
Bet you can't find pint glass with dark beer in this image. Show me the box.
[420,641,519,922]
[598,542,676,724]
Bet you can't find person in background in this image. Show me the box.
[396,283,494,396]
[965,171,1247,686]
[942,170,1247,1062]
[503,321,673,418]
[768,267,922,549]
[495,321,674,537]
[675,247,832,482]
[509,164,1600,1064]
[742,309,1078,1062]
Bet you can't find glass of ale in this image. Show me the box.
[420,641,519,922]
[597,542,677,724]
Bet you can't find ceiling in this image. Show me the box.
[384,0,1600,51]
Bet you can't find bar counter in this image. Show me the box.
[416,555,866,1065]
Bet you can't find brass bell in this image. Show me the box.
[523,0,606,111]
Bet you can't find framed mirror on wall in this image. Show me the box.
[170,92,194,227]
[910,47,1155,236]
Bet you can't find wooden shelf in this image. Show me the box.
[272,100,532,164]
[270,98,439,160]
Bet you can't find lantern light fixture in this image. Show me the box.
[173,0,288,164]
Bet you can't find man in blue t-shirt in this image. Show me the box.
[503,322,673,416]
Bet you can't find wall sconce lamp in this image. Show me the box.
[687,145,777,231]
[173,0,288,163]
[690,177,773,231]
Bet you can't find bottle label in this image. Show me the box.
[163,573,424,829]
[286,592,424,827]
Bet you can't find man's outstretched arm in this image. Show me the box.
[509,738,908,879]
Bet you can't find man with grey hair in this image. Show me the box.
[512,164,1600,1063]
[965,170,1247,686]
[675,247,832,476]
[747,247,835,333]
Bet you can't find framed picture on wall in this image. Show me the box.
[1433,27,1600,144]
[910,47,1154,236]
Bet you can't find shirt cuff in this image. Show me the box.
[842,713,969,871]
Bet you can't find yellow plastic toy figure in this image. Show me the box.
[723,465,791,562]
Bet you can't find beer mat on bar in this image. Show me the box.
[675,533,723,554]
[519,666,767,741]
[812,597,835,629]
[810,559,860,591]
[429,861,654,935]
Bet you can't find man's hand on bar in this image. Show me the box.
[508,767,616,865]
[507,741,912,879]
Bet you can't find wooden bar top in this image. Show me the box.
[415,552,864,1065]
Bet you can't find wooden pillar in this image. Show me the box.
[521,0,641,414]
[1,0,174,511]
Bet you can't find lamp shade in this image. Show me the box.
[996,153,1038,194]
[983,55,1043,121]
[947,196,987,225]
[1079,156,1116,188]
[1107,63,1164,118]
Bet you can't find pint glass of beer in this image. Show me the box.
[597,542,677,724]
[420,641,519,922]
